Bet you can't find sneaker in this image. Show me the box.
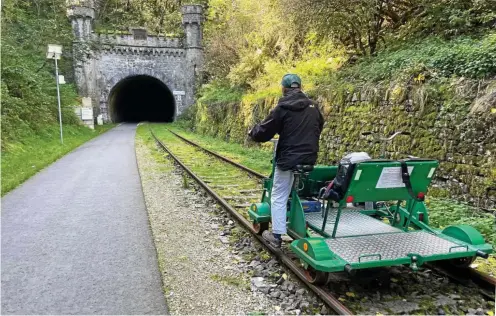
[262,230,282,248]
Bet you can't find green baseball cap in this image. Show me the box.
[281,74,302,88]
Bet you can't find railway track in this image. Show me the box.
[150,127,495,315]
[150,128,352,314]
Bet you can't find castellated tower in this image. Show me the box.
[67,0,95,41]
[67,0,96,99]
[181,5,204,81]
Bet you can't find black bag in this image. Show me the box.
[325,159,356,202]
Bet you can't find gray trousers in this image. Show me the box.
[271,167,294,234]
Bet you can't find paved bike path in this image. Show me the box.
[1,124,167,314]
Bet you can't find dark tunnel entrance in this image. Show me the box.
[109,75,176,122]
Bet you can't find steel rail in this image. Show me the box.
[167,129,267,179]
[425,263,496,300]
[150,129,353,315]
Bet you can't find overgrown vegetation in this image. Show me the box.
[94,0,208,35]
[174,0,495,210]
[1,0,81,148]
[428,198,496,246]
[169,122,272,175]
[1,124,114,196]
[1,0,116,191]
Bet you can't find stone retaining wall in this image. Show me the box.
[192,79,496,209]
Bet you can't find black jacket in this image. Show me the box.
[249,90,324,171]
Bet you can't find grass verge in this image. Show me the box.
[154,122,272,175]
[1,124,115,196]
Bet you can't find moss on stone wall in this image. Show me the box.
[190,77,495,209]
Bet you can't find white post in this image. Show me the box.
[54,57,64,144]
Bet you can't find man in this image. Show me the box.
[248,74,324,248]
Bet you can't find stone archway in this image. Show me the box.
[108,75,176,122]
[100,70,177,122]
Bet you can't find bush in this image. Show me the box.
[341,33,496,83]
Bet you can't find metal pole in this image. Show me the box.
[54,57,63,144]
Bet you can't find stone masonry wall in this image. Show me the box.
[92,43,191,120]
[192,79,496,209]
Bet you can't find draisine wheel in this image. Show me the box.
[449,256,475,269]
[253,222,269,235]
[304,266,328,285]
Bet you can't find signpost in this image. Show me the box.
[81,107,93,120]
[47,44,64,144]
[173,90,185,110]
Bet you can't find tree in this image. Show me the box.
[285,0,420,55]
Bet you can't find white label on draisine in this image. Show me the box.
[354,169,362,181]
[427,167,436,178]
[376,166,414,189]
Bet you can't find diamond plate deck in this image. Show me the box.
[325,231,464,263]
[305,210,401,237]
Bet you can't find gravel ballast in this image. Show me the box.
[136,134,327,314]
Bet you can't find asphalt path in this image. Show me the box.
[1,124,168,314]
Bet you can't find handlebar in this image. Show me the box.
[361,131,410,142]
[361,131,411,158]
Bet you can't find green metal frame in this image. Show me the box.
[248,155,493,273]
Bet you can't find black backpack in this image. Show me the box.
[324,158,356,202]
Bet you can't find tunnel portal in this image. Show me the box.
[109,75,176,123]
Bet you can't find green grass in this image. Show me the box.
[209,273,248,288]
[155,122,272,176]
[340,33,496,82]
[1,124,115,196]
[427,198,495,246]
[427,197,496,275]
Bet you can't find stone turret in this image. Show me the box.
[67,0,96,105]
[181,4,204,84]
[181,5,203,48]
[67,0,95,40]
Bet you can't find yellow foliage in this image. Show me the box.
[390,85,404,102]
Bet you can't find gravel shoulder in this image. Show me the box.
[136,133,274,314]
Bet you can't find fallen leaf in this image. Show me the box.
[282,273,288,280]
[345,292,356,297]
[338,297,346,302]
[391,278,398,283]
[274,306,281,311]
